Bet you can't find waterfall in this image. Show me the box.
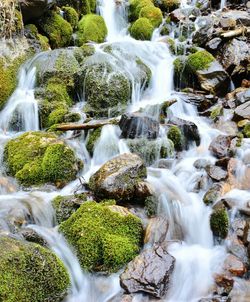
[0,64,39,132]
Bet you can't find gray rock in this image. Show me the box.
[206,165,228,181]
[89,153,147,202]
[206,38,222,51]
[120,245,175,298]
[209,135,233,158]
[234,101,250,120]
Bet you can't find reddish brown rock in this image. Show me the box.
[223,254,246,277]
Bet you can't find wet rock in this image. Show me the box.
[206,38,222,52]
[219,17,236,29]
[169,116,200,147]
[209,135,233,159]
[233,101,250,121]
[194,159,212,170]
[196,61,230,96]
[206,165,228,181]
[222,10,250,26]
[232,218,247,239]
[203,183,224,205]
[214,273,234,296]
[20,0,55,24]
[120,245,175,298]
[226,235,249,264]
[193,16,214,46]
[0,177,17,194]
[108,294,135,302]
[180,92,218,112]
[52,193,87,223]
[89,153,147,202]
[119,113,159,139]
[19,228,48,246]
[135,181,154,202]
[144,216,169,245]
[210,204,229,239]
[223,254,247,277]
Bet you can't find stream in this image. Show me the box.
[0,0,249,301]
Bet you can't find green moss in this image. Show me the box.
[4,132,82,187]
[52,194,87,223]
[210,207,229,239]
[0,236,70,302]
[210,105,223,120]
[187,50,214,72]
[57,0,96,14]
[62,6,79,30]
[37,34,50,50]
[76,14,107,46]
[60,201,143,272]
[139,6,163,28]
[167,126,184,151]
[39,11,73,49]
[47,108,69,126]
[86,127,102,155]
[145,195,158,217]
[130,17,154,41]
[15,9,23,34]
[243,123,250,138]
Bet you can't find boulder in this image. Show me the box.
[223,254,247,277]
[233,101,250,121]
[119,113,159,139]
[3,131,82,187]
[60,201,143,272]
[89,153,147,202]
[206,165,228,181]
[0,236,69,302]
[120,245,175,298]
[209,135,233,158]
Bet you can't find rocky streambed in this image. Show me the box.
[0,0,250,301]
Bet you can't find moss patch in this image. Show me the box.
[76,14,107,46]
[186,50,214,72]
[4,131,82,187]
[60,201,143,272]
[210,207,229,239]
[167,125,184,151]
[243,123,250,138]
[62,6,79,30]
[139,6,163,28]
[0,236,70,302]
[86,127,102,155]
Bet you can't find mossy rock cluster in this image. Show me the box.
[24,24,50,51]
[3,132,82,187]
[76,14,107,45]
[167,125,184,151]
[173,50,215,90]
[129,0,163,40]
[62,6,79,30]
[0,236,70,302]
[60,201,143,272]
[57,0,96,15]
[210,206,229,239]
[154,0,180,12]
[39,11,73,49]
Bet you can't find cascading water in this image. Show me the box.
[0,0,248,301]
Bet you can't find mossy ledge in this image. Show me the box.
[3,131,82,187]
[60,201,143,273]
[0,236,70,302]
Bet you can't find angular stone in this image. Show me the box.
[120,245,175,298]
[234,101,250,121]
[206,165,228,181]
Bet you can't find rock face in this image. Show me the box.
[120,245,175,298]
[0,236,70,302]
[20,0,55,23]
[89,153,147,201]
[119,113,160,139]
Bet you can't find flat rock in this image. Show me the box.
[120,245,175,298]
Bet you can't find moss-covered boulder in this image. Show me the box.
[57,0,96,15]
[210,206,229,239]
[167,125,184,151]
[126,137,174,165]
[3,132,82,187]
[0,236,70,302]
[76,14,107,45]
[129,0,154,21]
[62,6,79,30]
[52,193,87,223]
[130,17,154,40]
[154,0,180,12]
[24,24,50,51]
[89,153,147,201]
[60,201,143,272]
[39,11,73,49]
[79,55,131,117]
[139,6,163,28]
[243,123,250,138]
[86,127,102,155]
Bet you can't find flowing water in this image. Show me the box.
[0,0,248,301]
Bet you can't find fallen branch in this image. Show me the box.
[55,117,120,131]
[221,27,250,39]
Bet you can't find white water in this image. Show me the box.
[0,0,246,301]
